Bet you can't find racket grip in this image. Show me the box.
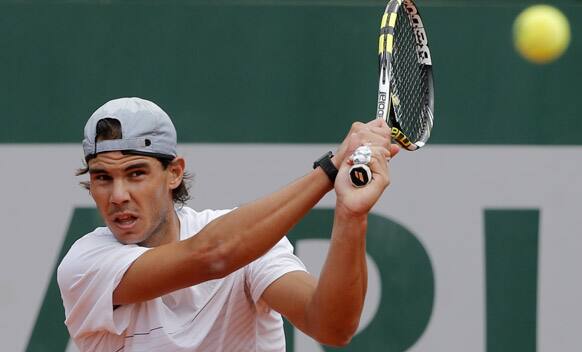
[349,164,372,187]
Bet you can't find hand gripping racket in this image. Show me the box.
[349,0,435,187]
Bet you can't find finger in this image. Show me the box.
[336,122,366,162]
[349,121,367,134]
[357,145,390,167]
[369,122,390,133]
[347,123,373,144]
[365,118,387,128]
[367,146,391,186]
[341,122,367,149]
[352,129,391,151]
[389,144,400,158]
[369,125,392,142]
[345,133,363,156]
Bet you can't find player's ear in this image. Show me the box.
[167,157,185,190]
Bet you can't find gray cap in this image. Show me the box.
[82,97,177,160]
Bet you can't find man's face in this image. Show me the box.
[88,151,180,246]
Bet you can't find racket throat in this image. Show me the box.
[376,91,391,121]
[376,91,398,127]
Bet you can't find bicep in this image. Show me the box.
[260,271,317,333]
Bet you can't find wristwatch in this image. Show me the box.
[313,151,338,183]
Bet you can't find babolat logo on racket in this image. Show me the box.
[404,0,432,65]
[377,92,387,119]
[391,127,412,148]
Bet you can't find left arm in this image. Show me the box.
[261,209,368,347]
[262,128,398,346]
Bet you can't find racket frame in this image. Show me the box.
[348,0,434,187]
[377,0,434,151]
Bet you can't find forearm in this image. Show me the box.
[305,207,368,345]
[187,167,334,280]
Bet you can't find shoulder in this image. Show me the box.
[177,206,235,239]
[56,226,146,290]
[178,206,234,221]
[59,227,118,268]
[59,227,118,263]
[245,236,307,303]
[56,227,151,338]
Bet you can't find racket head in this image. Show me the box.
[376,0,435,151]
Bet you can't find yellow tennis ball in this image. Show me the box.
[513,4,571,64]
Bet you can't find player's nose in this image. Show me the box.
[109,180,130,205]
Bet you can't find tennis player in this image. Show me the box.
[57,97,398,351]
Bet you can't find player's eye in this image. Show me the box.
[129,170,145,178]
[93,174,111,181]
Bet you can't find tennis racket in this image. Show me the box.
[349,0,435,187]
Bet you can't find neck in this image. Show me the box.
[140,208,181,247]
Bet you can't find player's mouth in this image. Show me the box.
[112,213,139,230]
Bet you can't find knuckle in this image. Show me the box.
[351,121,365,131]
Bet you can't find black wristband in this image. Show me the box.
[313,151,338,183]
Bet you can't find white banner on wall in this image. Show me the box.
[1,144,581,352]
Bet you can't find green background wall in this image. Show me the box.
[1,0,579,145]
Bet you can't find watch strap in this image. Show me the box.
[313,151,338,183]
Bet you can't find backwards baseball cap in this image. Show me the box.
[82,97,177,161]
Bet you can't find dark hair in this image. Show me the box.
[77,118,191,206]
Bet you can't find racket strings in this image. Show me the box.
[390,6,431,143]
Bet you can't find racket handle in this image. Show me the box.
[349,164,372,187]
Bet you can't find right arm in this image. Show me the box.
[113,166,333,305]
